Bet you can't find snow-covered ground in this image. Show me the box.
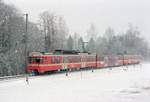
[0,63,150,102]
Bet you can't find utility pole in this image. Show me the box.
[24,13,28,73]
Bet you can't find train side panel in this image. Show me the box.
[27,53,141,74]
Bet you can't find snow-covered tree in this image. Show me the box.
[87,37,96,53]
[86,24,98,41]
[78,37,84,52]
[67,35,74,50]
[73,33,79,50]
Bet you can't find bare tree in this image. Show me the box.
[39,11,68,51]
[39,11,56,51]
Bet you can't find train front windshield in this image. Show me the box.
[29,57,43,64]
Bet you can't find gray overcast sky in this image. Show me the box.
[4,0,150,41]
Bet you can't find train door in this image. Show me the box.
[62,56,67,70]
[81,55,86,68]
[104,56,109,67]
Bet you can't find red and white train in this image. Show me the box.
[27,50,141,75]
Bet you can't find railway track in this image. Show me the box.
[0,75,26,81]
[0,63,140,82]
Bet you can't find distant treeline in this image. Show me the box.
[0,0,149,76]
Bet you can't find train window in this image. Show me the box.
[50,56,60,64]
[65,56,80,63]
[28,57,43,64]
[86,56,95,62]
[43,57,47,63]
[55,57,60,63]
[104,56,108,62]
[82,56,86,62]
[73,56,81,63]
[100,56,104,61]
[118,55,123,60]
[68,56,73,63]
[73,56,80,63]
[51,57,55,64]
[63,56,68,63]
[77,56,81,62]
[35,58,41,63]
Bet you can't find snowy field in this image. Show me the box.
[0,63,150,102]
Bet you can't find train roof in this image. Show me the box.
[29,49,93,56]
[54,49,80,54]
